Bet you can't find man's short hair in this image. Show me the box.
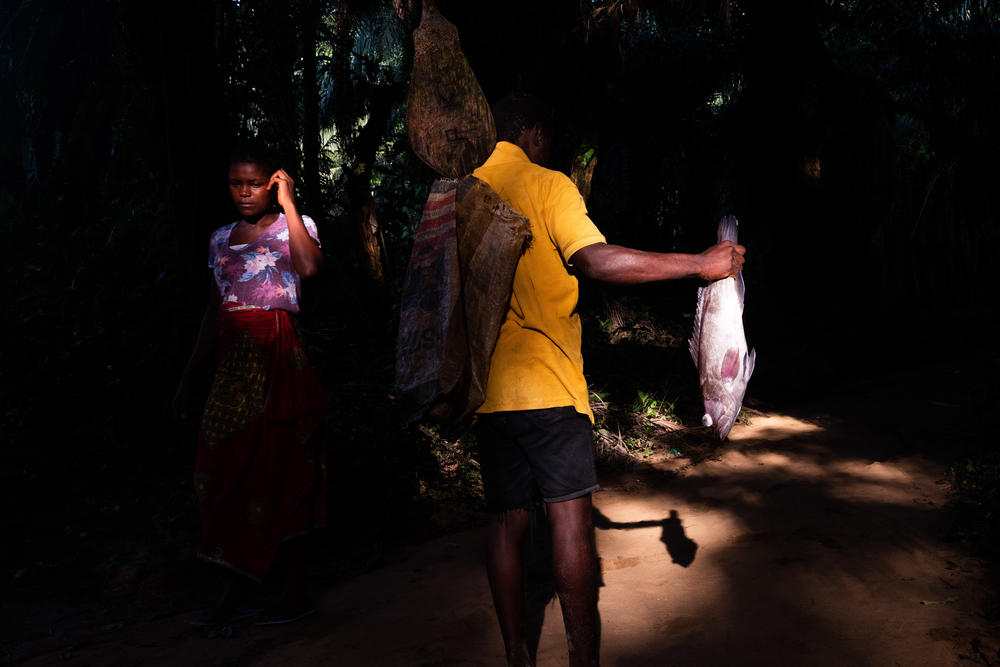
[492,92,556,143]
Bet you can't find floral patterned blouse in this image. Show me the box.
[208,213,320,313]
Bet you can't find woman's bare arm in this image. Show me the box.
[270,169,323,278]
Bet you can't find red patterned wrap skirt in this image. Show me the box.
[195,306,329,581]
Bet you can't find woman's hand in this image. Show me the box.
[268,169,297,213]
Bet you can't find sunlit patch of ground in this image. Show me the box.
[572,404,994,667]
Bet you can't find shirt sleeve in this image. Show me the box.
[545,172,606,263]
[302,215,321,247]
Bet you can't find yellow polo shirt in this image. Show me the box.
[473,141,606,420]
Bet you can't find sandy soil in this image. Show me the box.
[8,367,999,666]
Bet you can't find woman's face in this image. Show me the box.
[229,162,273,218]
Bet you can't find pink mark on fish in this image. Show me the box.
[721,348,740,381]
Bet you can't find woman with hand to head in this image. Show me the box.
[174,140,328,628]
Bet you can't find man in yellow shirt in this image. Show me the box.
[473,93,745,667]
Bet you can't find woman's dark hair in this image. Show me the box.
[228,139,280,175]
[492,92,556,143]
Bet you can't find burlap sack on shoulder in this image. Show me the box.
[395,176,530,425]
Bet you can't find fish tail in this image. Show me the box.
[717,215,739,244]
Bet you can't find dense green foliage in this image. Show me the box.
[3,0,999,584]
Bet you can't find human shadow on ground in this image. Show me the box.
[593,507,698,567]
[521,504,699,662]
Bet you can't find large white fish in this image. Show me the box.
[689,215,756,440]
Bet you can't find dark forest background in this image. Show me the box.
[3,0,999,620]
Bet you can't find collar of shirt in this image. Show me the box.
[486,141,531,166]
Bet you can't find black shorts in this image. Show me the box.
[474,406,599,512]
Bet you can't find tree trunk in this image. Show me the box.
[358,193,385,285]
[330,0,389,287]
[300,0,321,212]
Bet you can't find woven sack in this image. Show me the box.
[396,176,530,424]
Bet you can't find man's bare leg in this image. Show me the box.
[548,495,599,667]
[487,508,534,666]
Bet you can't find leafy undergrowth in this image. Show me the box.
[950,450,1000,556]
[409,423,486,534]
[943,330,1000,599]
[582,291,734,466]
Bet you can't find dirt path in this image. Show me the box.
[12,369,999,666]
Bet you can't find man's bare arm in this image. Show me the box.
[569,241,745,285]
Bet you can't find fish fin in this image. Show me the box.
[717,215,739,244]
[689,286,705,367]
[721,348,740,381]
[744,348,756,380]
[736,271,745,311]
